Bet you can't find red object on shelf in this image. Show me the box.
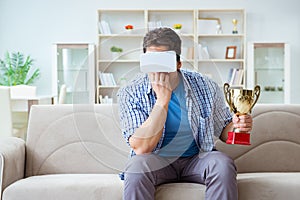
[125,25,134,29]
[226,132,251,145]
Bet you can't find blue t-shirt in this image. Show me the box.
[158,74,199,157]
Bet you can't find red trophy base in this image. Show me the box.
[226,132,251,145]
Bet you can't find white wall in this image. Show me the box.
[1,0,299,102]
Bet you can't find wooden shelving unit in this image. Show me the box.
[96,9,246,103]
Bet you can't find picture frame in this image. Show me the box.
[225,46,237,59]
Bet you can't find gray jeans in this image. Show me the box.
[123,151,237,200]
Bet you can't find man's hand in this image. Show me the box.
[232,114,253,132]
[129,72,173,155]
[149,72,172,107]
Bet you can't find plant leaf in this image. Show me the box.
[0,51,40,86]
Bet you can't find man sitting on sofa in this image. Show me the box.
[117,27,253,200]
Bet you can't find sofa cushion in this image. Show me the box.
[2,174,205,200]
[2,174,123,200]
[216,104,300,173]
[26,104,300,176]
[238,173,300,200]
[4,173,300,200]
[25,105,130,177]
[155,182,205,200]
[155,173,300,200]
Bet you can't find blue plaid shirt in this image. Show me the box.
[117,69,232,157]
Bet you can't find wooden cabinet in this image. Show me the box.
[52,43,95,104]
[247,42,291,104]
[96,9,246,103]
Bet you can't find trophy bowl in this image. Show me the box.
[232,19,238,34]
[224,83,260,145]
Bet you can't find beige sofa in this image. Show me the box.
[1,104,300,200]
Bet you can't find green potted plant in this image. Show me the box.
[173,23,182,34]
[0,51,40,96]
[110,46,123,59]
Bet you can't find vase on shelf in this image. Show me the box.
[124,24,134,34]
[173,23,182,34]
[110,46,123,59]
[111,52,121,59]
[125,29,133,34]
[174,29,181,34]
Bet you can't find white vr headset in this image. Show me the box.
[140,51,177,73]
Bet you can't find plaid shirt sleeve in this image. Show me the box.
[117,84,149,146]
[212,83,233,138]
[182,70,232,151]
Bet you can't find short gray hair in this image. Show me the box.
[143,27,181,56]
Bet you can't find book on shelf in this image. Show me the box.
[198,44,210,60]
[227,68,244,86]
[181,47,194,60]
[148,21,162,31]
[227,68,235,84]
[98,72,116,86]
[99,95,113,104]
[98,20,111,34]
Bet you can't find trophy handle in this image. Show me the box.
[223,83,232,111]
[250,85,261,111]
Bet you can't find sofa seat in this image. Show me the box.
[2,173,206,200]
[154,172,300,200]
[4,172,299,200]
[2,104,300,200]
[155,182,205,200]
[237,173,300,200]
[2,174,123,200]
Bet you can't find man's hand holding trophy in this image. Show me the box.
[224,83,261,145]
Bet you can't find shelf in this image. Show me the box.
[218,84,243,88]
[178,34,194,37]
[198,34,244,37]
[66,90,89,93]
[181,59,194,62]
[98,85,120,89]
[199,59,244,63]
[97,9,246,103]
[57,69,88,71]
[99,34,145,37]
[255,67,284,71]
[98,59,140,63]
[198,8,245,12]
[263,90,283,93]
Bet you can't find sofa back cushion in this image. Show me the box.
[26,104,300,176]
[216,104,300,173]
[25,104,130,177]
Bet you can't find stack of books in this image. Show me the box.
[148,21,162,31]
[227,68,244,86]
[198,44,210,60]
[98,20,111,34]
[98,72,116,86]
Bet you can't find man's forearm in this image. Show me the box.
[220,122,234,142]
[129,103,168,154]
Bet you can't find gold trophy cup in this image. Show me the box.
[224,83,260,145]
[232,19,238,34]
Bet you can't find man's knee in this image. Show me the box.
[125,154,170,174]
[206,152,237,179]
[124,170,150,185]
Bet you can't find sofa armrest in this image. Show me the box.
[0,137,25,199]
